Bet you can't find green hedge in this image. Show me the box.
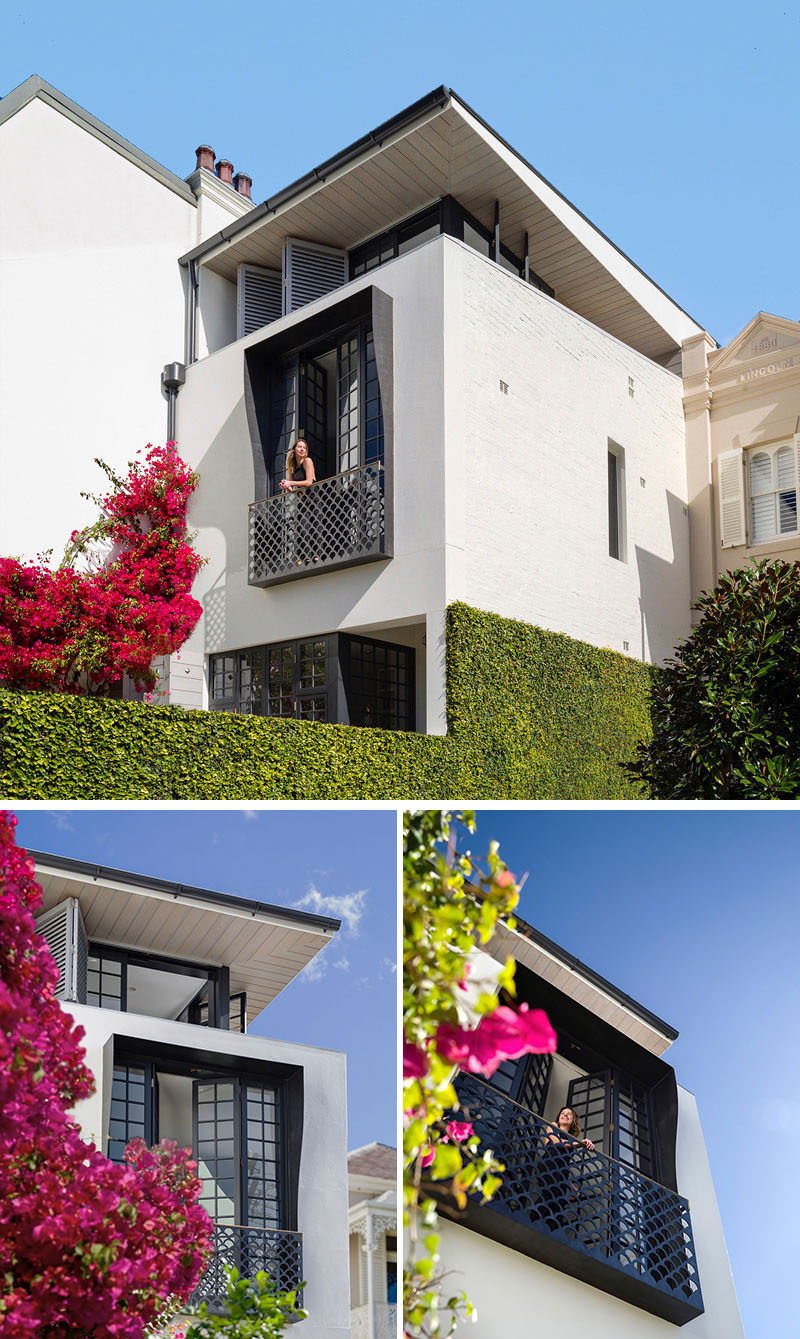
[0,603,653,799]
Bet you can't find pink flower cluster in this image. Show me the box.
[0,812,213,1338]
[404,1004,556,1085]
[0,445,203,694]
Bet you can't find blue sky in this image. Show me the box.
[12,807,397,1152]
[456,809,797,1339]
[3,0,798,347]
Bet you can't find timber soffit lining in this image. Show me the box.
[489,913,678,1058]
[30,850,339,1016]
[0,74,197,204]
[178,85,706,359]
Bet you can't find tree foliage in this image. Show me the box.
[0,446,202,695]
[403,811,555,1337]
[630,560,800,798]
[183,1267,306,1338]
[0,811,213,1338]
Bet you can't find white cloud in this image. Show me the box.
[49,812,75,832]
[301,957,328,982]
[331,957,350,971]
[293,885,369,936]
[382,957,397,974]
[242,810,259,821]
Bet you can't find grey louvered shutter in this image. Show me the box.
[282,238,347,313]
[35,899,88,1003]
[237,263,282,338]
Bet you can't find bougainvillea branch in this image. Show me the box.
[0,445,203,695]
[403,810,556,1338]
[0,811,213,1338]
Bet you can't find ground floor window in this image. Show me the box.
[209,632,415,730]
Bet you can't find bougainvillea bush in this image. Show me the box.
[0,811,213,1338]
[403,811,556,1337]
[0,445,202,695]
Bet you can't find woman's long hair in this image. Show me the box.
[557,1107,582,1137]
[286,438,309,476]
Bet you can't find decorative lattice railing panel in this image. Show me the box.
[454,1074,703,1322]
[192,1225,303,1307]
[249,464,385,586]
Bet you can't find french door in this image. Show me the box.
[193,1078,282,1228]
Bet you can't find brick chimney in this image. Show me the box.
[195,144,215,172]
[216,158,234,186]
[233,171,252,200]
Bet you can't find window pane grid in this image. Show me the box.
[88,951,123,1010]
[108,1064,146,1163]
[345,636,413,730]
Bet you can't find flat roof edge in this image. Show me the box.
[502,913,679,1042]
[28,849,340,933]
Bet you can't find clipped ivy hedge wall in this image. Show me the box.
[0,603,653,799]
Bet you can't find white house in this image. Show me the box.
[30,849,352,1339]
[434,914,745,1337]
[347,1143,397,1339]
[0,76,711,734]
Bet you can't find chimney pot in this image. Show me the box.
[233,171,252,200]
[195,144,215,172]
[216,158,234,186]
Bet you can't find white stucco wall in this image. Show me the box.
[174,240,450,731]
[435,1083,743,1338]
[0,97,195,559]
[63,1004,351,1339]
[443,239,692,665]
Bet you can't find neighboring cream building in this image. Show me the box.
[0,75,708,731]
[436,915,744,1337]
[348,1143,397,1339]
[683,311,800,615]
[31,849,351,1339]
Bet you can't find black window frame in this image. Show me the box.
[209,631,415,731]
[107,1053,288,1232]
[266,315,383,496]
[349,194,554,297]
[88,942,230,1029]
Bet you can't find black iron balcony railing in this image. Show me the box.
[452,1075,704,1327]
[248,462,386,587]
[192,1224,303,1309]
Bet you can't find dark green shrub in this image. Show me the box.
[630,560,800,798]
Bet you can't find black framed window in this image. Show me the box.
[88,948,124,1010]
[87,943,229,1029]
[340,633,415,730]
[195,1080,238,1223]
[108,1062,152,1162]
[267,318,382,494]
[193,1077,283,1228]
[229,991,247,1034]
[244,1084,281,1228]
[349,194,553,297]
[210,631,415,731]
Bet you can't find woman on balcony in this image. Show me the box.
[279,439,317,564]
[280,438,316,492]
[538,1108,595,1231]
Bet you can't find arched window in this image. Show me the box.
[748,442,798,543]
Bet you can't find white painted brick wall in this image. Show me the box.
[444,241,691,664]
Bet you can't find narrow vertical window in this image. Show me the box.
[608,442,626,561]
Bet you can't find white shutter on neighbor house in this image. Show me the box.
[282,238,347,314]
[236,263,282,338]
[35,899,88,1003]
[718,447,746,548]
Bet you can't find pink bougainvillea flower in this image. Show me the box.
[435,1004,556,1078]
[456,963,471,991]
[495,870,516,887]
[419,1146,435,1168]
[0,811,213,1336]
[444,1121,474,1143]
[403,1039,429,1079]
